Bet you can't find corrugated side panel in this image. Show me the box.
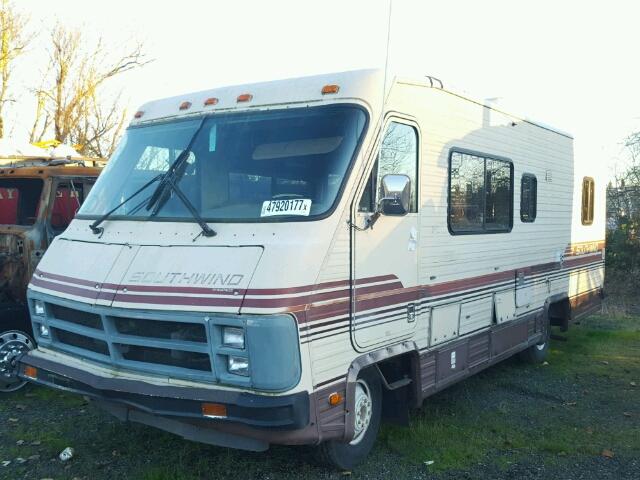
[468,332,490,368]
[420,352,436,393]
[316,383,347,440]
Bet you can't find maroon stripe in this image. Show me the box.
[115,284,245,295]
[112,293,243,308]
[30,277,99,302]
[300,315,349,332]
[355,288,422,312]
[32,260,604,321]
[34,268,399,298]
[564,254,603,269]
[529,261,560,276]
[34,269,119,290]
[242,281,404,309]
[306,301,350,323]
[422,270,513,297]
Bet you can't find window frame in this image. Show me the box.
[581,176,595,226]
[357,117,420,214]
[520,173,538,223]
[447,148,514,235]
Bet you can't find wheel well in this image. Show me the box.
[548,296,571,331]
[375,352,419,425]
[0,304,33,337]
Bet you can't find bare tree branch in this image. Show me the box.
[35,23,150,155]
[0,0,33,138]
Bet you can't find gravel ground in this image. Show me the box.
[0,312,638,480]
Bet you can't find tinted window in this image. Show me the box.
[520,174,537,222]
[581,177,595,225]
[448,150,513,234]
[358,122,418,213]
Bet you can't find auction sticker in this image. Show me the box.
[261,199,312,217]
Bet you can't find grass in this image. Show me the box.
[379,313,640,472]
[0,313,638,479]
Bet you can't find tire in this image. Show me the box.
[0,329,35,393]
[519,317,550,364]
[317,369,382,470]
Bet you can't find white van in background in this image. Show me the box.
[19,70,605,468]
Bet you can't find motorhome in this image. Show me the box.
[0,155,104,392]
[18,70,605,468]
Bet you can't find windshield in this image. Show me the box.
[0,178,43,226]
[78,105,367,222]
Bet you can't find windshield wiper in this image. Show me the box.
[149,174,216,239]
[144,118,216,239]
[89,174,163,235]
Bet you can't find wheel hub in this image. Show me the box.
[0,331,34,393]
[351,380,373,445]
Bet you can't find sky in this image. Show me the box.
[7,0,640,177]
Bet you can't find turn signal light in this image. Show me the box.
[179,101,192,110]
[134,111,144,119]
[328,392,343,406]
[202,403,227,418]
[321,84,340,95]
[23,366,38,379]
[204,97,219,106]
[237,93,253,103]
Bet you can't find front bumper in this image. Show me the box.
[19,351,315,451]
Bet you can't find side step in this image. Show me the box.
[374,364,413,390]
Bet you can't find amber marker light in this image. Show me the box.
[134,111,144,119]
[237,93,253,103]
[321,84,340,95]
[23,366,38,379]
[202,403,227,418]
[328,392,343,406]
[204,97,219,106]
[179,101,192,110]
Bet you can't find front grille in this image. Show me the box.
[50,304,102,330]
[113,317,207,343]
[53,328,110,356]
[42,302,214,382]
[116,344,211,371]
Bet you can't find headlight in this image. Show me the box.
[39,324,50,338]
[222,327,244,349]
[34,300,45,316]
[227,355,249,376]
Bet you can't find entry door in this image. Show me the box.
[351,120,420,350]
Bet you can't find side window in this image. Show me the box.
[448,150,513,234]
[520,174,537,222]
[581,177,595,225]
[51,182,83,231]
[358,122,418,213]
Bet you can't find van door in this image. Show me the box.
[351,119,420,350]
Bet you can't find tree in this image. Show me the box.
[30,24,149,156]
[0,0,32,138]
[606,132,640,298]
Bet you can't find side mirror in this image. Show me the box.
[378,174,411,216]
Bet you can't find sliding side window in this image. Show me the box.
[520,174,537,222]
[581,177,595,225]
[448,150,513,234]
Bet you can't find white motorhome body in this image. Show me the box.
[20,69,605,467]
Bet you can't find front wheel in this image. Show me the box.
[0,330,35,393]
[317,369,382,470]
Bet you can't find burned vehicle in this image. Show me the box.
[0,156,103,391]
